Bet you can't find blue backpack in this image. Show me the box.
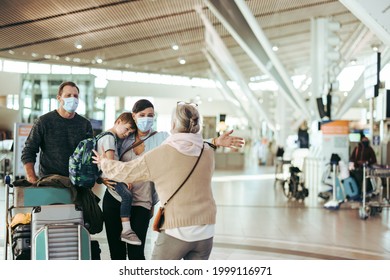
[69,131,116,188]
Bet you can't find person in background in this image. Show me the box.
[96,112,142,245]
[349,134,377,193]
[349,135,377,169]
[101,99,244,260]
[93,101,245,259]
[21,81,93,183]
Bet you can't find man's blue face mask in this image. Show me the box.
[62,97,79,113]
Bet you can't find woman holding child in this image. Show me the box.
[100,99,243,260]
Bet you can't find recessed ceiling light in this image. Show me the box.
[75,41,83,49]
[272,45,279,52]
[172,44,179,50]
[371,44,380,52]
[178,58,186,64]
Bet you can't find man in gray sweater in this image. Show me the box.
[21,81,93,183]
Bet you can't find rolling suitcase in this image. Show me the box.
[342,176,360,200]
[31,204,91,260]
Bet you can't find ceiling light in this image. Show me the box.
[372,45,379,52]
[171,44,179,50]
[95,57,103,64]
[8,50,15,55]
[74,41,83,49]
[350,59,357,65]
[178,58,186,64]
[272,45,279,52]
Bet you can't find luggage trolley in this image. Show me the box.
[359,165,390,220]
[3,175,91,260]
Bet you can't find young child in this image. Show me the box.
[97,112,141,245]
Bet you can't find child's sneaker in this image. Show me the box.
[121,230,142,245]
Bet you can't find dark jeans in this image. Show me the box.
[102,189,151,260]
[114,182,133,218]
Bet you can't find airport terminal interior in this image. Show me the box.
[1,0,390,260]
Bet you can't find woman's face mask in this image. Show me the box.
[136,117,154,132]
[62,97,79,113]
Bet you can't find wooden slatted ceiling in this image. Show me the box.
[0,0,382,80]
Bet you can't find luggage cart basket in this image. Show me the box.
[359,164,390,220]
[2,175,90,260]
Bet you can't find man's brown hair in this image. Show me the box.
[58,81,79,97]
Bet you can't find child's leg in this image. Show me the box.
[115,183,141,245]
[115,183,133,233]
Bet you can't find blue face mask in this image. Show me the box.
[62,97,79,113]
[136,117,154,132]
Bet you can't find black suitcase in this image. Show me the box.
[12,224,31,260]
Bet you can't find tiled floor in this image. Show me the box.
[1,155,390,260]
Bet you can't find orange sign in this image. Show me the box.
[18,125,33,137]
[321,120,349,135]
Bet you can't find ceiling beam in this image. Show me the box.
[339,0,390,46]
[196,4,275,130]
[204,0,311,120]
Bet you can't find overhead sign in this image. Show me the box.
[321,120,349,135]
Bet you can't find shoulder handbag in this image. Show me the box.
[153,143,205,232]
[119,131,157,161]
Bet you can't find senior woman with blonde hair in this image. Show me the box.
[93,101,243,260]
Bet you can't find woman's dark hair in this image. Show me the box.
[132,99,154,113]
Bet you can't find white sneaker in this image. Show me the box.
[121,231,142,245]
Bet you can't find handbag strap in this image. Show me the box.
[163,142,205,207]
[119,131,158,161]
